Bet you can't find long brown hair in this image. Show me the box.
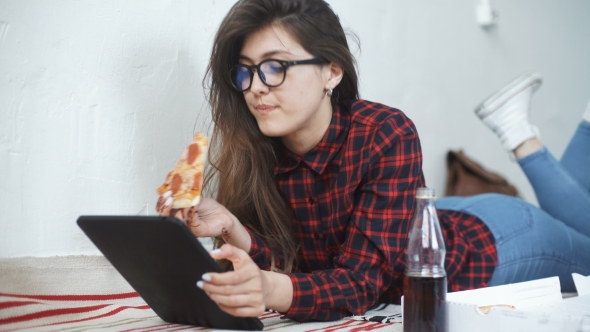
[202,0,359,272]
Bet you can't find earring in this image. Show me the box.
[327,87,333,97]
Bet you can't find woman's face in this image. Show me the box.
[239,25,337,150]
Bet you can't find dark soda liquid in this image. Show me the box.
[403,275,447,332]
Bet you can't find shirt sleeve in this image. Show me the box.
[283,115,425,321]
[437,213,468,284]
[245,226,273,271]
[439,210,497,291]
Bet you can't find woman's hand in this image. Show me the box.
[197,244,293,317]
[156,191,233,237]
[156,191,252,252]
[156,190,185,220]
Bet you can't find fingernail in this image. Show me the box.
[163,191,172,199]
[202,273,211,282]
[209,249,221,255]
[164,197,173,206]
[196,281,204,288]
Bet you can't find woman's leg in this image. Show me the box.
[560,121,590,191]
[517,146,590,237]
[475,72,590,233]
[436,194,590,292]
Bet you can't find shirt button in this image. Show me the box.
[314,233,320,240]
[309,198,315,204]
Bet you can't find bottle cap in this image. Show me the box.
[416,187,436,199]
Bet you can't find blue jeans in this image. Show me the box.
[436,122,590,292]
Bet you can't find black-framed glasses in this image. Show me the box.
[230,58,325,92]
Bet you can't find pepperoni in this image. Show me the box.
[193,172,202,191]
[171,173,182,194]
[187,143,200,164]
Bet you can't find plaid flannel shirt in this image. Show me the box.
[247,99,497,321]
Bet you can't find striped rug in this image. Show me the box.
[0,256,402,331]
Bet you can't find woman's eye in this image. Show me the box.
[263,61,283,74]
[269,63,283,73]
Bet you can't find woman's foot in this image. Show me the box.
[475,71,542,151]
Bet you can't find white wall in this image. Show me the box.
[1,0,589,257]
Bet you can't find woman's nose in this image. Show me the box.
[249,70,269,94]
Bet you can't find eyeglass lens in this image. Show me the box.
[231,60,286,91]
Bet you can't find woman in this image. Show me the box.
[157,0,590,322]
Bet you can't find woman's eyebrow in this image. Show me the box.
[239,50,292,61]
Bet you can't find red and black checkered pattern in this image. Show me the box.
[247,100,497,321]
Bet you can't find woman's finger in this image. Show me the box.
[209,292,264,309]
[216,302,266,318]
[185,206,199,227]
[208,244,250,269]
[174,208,184,221]
[198,274,262,295]
[156,191,174,215]
[203,269,254,286]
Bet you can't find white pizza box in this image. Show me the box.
[446,273,590,332]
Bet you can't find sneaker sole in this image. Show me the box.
[475,71,543,119]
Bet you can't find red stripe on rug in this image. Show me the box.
[41,305,152,328]
[141,324,189,331]
[0,292,140,302]
[259,311,278,318]
[120,323,175,332]
[119,316,208,332]
[259,312,281,321]
[304,319,362,332]
[349,321,392,331]
[0,301,39,310]
[1,305,152,331]
[0,304,110,325]
[326,321,371,332]
[164,326,208,331]
[140,324,179,331]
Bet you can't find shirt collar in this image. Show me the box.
[275,103,350,175]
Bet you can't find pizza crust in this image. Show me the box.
[157,133,208,209]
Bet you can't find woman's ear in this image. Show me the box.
[326,62,344,90]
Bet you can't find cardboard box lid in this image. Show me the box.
[447,273,590,332]
[447,275,562,309]
[574,273,590,296]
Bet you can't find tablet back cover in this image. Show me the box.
[77,215,263,331]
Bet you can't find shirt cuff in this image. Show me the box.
[283,273,349,322]
[244,226,272,270]
[284,273,315,321]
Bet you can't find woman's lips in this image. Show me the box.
[255,104,276,115]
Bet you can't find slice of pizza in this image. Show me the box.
[157,133,208,208]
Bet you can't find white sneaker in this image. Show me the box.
[475,72,543,151]
[583,100,590,123]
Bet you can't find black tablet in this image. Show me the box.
[77,215,264,331]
